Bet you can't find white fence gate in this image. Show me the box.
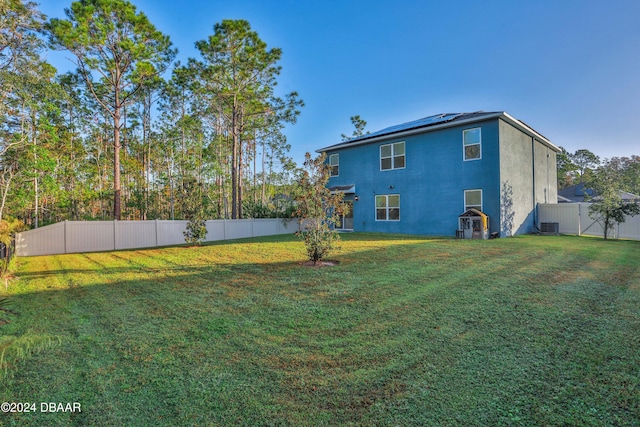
[538,203,640,240]
[15,218,299,257]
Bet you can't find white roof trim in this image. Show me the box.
[317,112,560,153]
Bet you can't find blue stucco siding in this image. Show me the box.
[327,119,502,236]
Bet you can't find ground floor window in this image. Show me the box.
[376,194,400,221]
[464,189,483,211]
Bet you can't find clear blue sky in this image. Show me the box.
[39,0,640,165]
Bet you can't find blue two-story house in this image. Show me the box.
[317,111,560,237]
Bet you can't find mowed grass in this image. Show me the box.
[1,233,639,426]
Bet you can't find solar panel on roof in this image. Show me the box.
[345,113,464,143]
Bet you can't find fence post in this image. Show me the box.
[155,219,159,248]
[578,204,582,236]
[64,220,68,254]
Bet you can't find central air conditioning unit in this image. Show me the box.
[540,222,559,235]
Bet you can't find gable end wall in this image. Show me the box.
[498,119,558,236]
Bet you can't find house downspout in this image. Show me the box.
[545,150,550,204]
[532,136,539,232]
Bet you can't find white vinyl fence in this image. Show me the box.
[538,203,640,240]
[15,218,299,257]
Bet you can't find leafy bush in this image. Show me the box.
[294,153,347,264]
[184,217,207,246]
[298,225,340,263]
[180,179,208,245]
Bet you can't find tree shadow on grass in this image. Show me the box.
[2,234,640,426]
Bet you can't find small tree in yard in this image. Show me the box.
[295,152,347,264]
[587,160,640,240]
[180,179,208,246]
[184,215,207,246]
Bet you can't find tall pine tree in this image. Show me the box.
[48,0,176,220]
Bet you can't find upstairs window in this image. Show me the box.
[329,153,339,177]
[376,194,400,221]
[463,128,481,161]
[464,189,483,211]
[380,142,405,170]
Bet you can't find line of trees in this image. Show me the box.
[0,0,303,229]
[557,148,640,196]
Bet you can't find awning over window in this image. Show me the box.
[329,185,356,194]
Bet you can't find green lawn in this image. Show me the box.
[1,233,639,426]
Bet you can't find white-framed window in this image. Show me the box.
[329,153,339,177]
[380,142,405,170]
[376,194,400,221]
[463,128,481,161]
[464,189,483,211]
